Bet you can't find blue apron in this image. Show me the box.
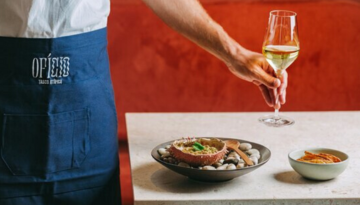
[0,28,121,204]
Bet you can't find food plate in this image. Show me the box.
[151,137,271,182]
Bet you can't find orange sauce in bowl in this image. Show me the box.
[297,151,341,164]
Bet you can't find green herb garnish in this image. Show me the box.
[192,142,204,151]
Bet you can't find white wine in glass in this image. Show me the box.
[259,10,300,127]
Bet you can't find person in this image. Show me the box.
[0,1,120,205]
[141,0,287,108]
[0,0,286,204]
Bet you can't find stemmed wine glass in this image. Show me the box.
[259,10,300,127]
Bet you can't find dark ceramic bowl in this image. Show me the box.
[151,137,271,182]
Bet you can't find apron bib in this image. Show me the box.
[0,28,121,204]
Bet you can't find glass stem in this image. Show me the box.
[274,84,280,120]
[273,71,283,120]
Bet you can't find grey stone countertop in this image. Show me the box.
[126,112,360,205]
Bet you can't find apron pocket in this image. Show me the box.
[1,108,90,176]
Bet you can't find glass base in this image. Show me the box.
[259,115,295,127]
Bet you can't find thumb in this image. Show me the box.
[253,67,281,89]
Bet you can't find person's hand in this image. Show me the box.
[226,48,287,109]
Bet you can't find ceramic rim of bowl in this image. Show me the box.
[288,147,349,166]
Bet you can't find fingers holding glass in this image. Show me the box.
[258,84,273,107]
[278,71,288,104]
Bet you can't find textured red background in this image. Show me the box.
[108,0,360,204]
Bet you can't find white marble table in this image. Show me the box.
[126,112,360,205]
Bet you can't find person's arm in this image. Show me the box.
[141,0,287,108]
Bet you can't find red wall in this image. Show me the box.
[108,0,360,141]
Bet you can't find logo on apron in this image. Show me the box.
[32,53,70,85]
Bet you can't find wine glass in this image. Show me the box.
[259,10,300,127]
